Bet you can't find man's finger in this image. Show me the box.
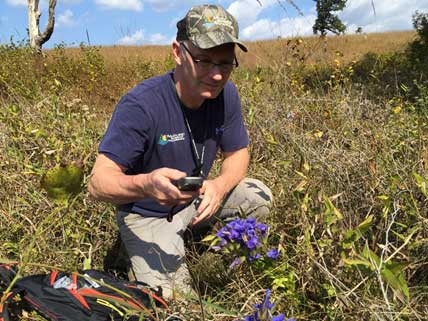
[197,195,211,214]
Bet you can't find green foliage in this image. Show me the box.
[40,163,84,203]
[313,0,347,36]
[412,11,428,44]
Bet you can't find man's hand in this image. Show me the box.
[137,168,199,206]
[192,179,227,225]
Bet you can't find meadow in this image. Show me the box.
[0,29,427,320]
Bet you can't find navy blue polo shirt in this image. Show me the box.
[99,70,249,217]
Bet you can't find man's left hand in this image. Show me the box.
[192,179,227,225]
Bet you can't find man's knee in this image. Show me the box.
[224,178,273,218]
[240,178,273,216]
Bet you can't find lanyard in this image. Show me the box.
[171,73,207,177]
[179,103,206,177]
[167,75,208,222]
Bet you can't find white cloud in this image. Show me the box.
[145,0,175,12]
[340,0,428,33]
[117,29,170,45]
[5,0,26,6]
[241,14,316,41]
[227,0,277,27]
[95,0,143,12]
[236,0,427,41]
[149,33,168,43]
[118,29,145,45]
[57,10,75,27]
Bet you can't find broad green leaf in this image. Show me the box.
[362,243,380,268]
[381,267,410,301]
[83,257,92,270]
[277,160,292,167]
[342,257,372,268]
[323,195,343,226]
[413,172,427,196]
[0,258,18,264]
[40,163,84,202]
[377,195,389,201]
[341,229,362,249]
[357,215,374,234]
[202,234,217,242]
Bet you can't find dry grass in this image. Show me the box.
[1,30,427,320]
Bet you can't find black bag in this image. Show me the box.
[0,265,170,321]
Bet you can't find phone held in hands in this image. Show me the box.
[174,177,203,191]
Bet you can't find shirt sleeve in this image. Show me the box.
[220,82,249,152]
[98,93,153,170]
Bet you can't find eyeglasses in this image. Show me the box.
[180,43,239,73]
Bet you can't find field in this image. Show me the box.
[1,30,428,320]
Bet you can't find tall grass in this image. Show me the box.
[0,31,427,320]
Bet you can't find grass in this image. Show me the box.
[1,30,428,320]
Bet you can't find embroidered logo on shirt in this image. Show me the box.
[158,133,185,145]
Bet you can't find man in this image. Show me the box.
[88,4,272,298]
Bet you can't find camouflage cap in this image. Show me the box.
[177,4,247,52]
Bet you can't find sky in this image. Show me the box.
[0,0,427,48]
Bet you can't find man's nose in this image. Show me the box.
[209,66,223,81]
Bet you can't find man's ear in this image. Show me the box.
[172,40,182,65]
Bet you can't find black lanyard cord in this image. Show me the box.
[180,105,206,177]
[167,75,208,222]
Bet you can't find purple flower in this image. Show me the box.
[267,249,280,259]
[213,217,276,267]
[239,289,294,321]
[229,257,242,269]
[249,253,262,261]
[257,223,268,236]
[271,314,285,321]
[246,236,260,250]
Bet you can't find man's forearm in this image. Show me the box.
[89,168,149,205]
[213,147,249,194]
[88,154,195,206]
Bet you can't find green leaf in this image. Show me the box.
[40,163,84,202]
[83,257,92,270]
[362,243,380,269]
[342,257,372,268]
[341,229,362,249]
[202,234,217,243]
[357,215,374,234]
[277,160,292,167]
[323,195,343,226]
[381,266,410,301]
[413,172,427,196]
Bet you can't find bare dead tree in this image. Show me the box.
[27,0,57,52]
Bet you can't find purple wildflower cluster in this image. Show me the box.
[213,217,280,268]
[242,289,295,321]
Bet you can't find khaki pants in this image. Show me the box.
[117,178,272,298]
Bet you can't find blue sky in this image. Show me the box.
[1,0,427,48]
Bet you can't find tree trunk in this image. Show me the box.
[27,0,57,52]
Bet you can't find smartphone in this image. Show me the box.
[174,177,203,191]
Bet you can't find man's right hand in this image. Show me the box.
[136,168,199,206]
[88,154,199,205]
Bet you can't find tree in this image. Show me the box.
[313,0,347,36]
[412,11,428,44]
[27,0,57,52]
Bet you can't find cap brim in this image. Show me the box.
[191,30,248,52]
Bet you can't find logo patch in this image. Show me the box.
[158,133,185,145]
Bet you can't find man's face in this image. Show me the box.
[180,42,237,100]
